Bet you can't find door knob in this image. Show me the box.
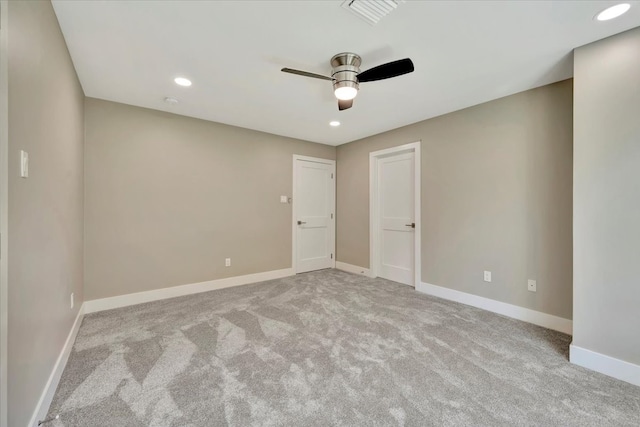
[297,220,307,225]
[405,223,415,228]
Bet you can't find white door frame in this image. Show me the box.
[370,141,421,286]
[292,155,336,273]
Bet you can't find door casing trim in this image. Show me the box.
[369,141,421,286]
[292,155,336,274]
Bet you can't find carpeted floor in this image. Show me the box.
[47,269,640,426]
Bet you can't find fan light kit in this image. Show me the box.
[335,87,358,101]
[282,52,414,111]
[596,3,630,21]
[174,77,192,87]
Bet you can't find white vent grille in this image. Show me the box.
[342,0,402,25]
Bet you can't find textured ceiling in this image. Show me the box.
[52,1,640,145]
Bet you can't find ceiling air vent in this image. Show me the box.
[342,0,402,25]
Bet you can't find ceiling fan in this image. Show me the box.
[281,52,414,111]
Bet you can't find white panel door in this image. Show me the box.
[378,151,415,285]
[295,159,335,273]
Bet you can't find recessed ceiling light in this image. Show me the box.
[596,3,630,21]
[174,77,192,87]
[164,97,179,105]
[329,121,341,127]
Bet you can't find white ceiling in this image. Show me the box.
[52,1,640,146]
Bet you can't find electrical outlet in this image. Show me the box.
[225,258,231,267]
[483,271,492,282]
[70,293,74,309]
[20,150,29,178]
[528,279,537,292]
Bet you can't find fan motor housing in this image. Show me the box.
[331,52,361,94]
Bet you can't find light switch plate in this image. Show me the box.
[280,195,288,204]
[484,271,492,282]
[528,279,537,292]
[20,150,29,178]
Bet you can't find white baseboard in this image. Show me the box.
[570,344,640,387]
[335,261,372,277]
[84,268,295,314]
[29,304,85,427]
[416,281,573,335]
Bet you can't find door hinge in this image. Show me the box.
[331,173,333,179]
[331,213,333,219]
[331,253,333,259]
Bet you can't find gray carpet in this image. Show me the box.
[47,269,640,426]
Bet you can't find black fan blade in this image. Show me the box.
[357,58,414,83]
[338,99,353,111]
[281,68,333,81]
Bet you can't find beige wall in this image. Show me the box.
[6,1,85,426]
[337,80,573,319]
[573,28,640,365]
[0,1,7,423]
[84,98,335,300]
